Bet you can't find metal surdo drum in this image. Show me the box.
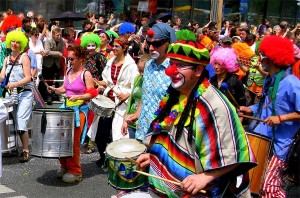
[246,132,272,195]
[31,108,74,158]
[88,95,115,117]
[0,98,16,154]
[106,139,147,190]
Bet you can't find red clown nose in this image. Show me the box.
[165,64,179,76]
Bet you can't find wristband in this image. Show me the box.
[278,115,282,123]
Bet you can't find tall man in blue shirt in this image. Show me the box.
[240,35,300,198]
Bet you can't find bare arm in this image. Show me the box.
[0,57,7,82]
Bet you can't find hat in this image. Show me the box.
[222,36,232,44]
[259,35,294,66]
[165,38,210,65]
[150,23,177,43]
[232,36,241,42]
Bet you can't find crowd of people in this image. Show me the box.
[0,7,299,198]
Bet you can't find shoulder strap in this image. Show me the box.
[81,69,87,86]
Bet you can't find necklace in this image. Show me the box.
[152,78,210,131]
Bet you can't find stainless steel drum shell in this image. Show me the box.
[88,95,115,117]
[31,108,74,158]
[1,99,16,154]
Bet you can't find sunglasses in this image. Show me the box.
[146,39,167,48]
[171,63,195,70]
[67,57,77,61]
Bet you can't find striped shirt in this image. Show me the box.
[108,63,122,100]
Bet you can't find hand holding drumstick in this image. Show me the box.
[134,154,207,195]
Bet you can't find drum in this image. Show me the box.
[88,95,115,117]
[106,139,147,190]
[246,132,272,195]
[120,192,152,198]
[1,98,16,154]
[31,108,74,158]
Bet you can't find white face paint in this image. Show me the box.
[87,43,96,51]
[151,51,160,59]
[171,73,185,89]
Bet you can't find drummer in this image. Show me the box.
[47,44,98,183]
[136,31,257,197]
[240,36,300,198]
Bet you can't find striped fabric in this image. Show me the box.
[262,155,286,198]
[108,63,122,100]
[146,85,257,197]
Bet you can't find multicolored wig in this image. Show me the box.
[259,35,295,66]
[210,48,239,73]
[5,30,28,52]
[80,33,102,48]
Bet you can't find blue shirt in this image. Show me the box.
[249,68,300,160]
[135,58,171,140]
[27,49,37,69]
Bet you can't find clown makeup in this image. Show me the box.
[87,43,97,51]
[165,63,194,89]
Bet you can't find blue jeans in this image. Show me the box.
[127,126,136,139]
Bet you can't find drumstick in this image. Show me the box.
[220,83,240,108]
[134,170,206,194]
[243,85,258,95]
[125,156,140,166]
[238,114,264,122]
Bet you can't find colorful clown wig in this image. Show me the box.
[259,35,295,66]
[118,22,135,35]
[232,42,255,58]
[165,36,210,65]
[1,14,22,35]
[210,48,239,73]
[80,33,102,48]
[175,29,196,41]
[5,30,28,52]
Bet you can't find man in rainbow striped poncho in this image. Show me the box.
[136,30,257,197]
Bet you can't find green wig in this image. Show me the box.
[175,29,196,41]
[80,33,102,48]
[5,30,28,52]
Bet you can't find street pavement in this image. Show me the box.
[0,147,118,198]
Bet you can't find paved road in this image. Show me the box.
[0,148,118,198]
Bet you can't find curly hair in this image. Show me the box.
[67,44,88,59]
[259,35,295,66]
[5,30,28,52]
[80,33,102,48]
[210,47,239,73]
[118,22,135,35]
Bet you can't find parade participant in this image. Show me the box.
[240,35,300,198]
[91,36,138,167]
[210,47,246,107]
[135,22,176,141]
[99,30,118,59]
[121,54,151,138]
[47,44,97,183]
[80,32,107,154]
[136,35,257,197]
[0,30,33,162]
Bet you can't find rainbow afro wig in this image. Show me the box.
[5,30,28,52]
[259,35,294,66]
[210,48,239,73]
[80,33,102,48]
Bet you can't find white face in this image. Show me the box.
[87,43,96,51]
[171,73,185,89]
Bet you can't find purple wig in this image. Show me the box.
[210,47,239,73]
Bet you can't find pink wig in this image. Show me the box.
[210,47,239,73]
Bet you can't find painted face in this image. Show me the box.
[86,43,96,51]
[165,63,194,89]
[146,38,167,60]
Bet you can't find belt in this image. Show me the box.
[17,87,31,93]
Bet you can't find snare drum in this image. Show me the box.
[120,192,152,198]
[246,132,272,195]
[88,95,115,117]
[106,139,147,190]
[1,98,16,154]
[31,108,74,158]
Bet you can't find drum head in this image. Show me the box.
[120,192,152,198]
[106,139,146,159]
[92,95,115,108]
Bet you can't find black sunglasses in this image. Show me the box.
[146,39,167,48]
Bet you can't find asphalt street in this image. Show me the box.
[0,147,119,198]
